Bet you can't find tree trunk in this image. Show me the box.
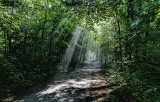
[7,31,12,55]
[115,8,123,71]
[4,31,7,56]
[41,11,47,59]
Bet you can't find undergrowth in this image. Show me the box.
[0,56,62,98]
[103,63,160,102]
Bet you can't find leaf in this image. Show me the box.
[140,5,150,16]
[144,87,157,94]
[122,0,126,3]
[130,17,142,28]
[128,30,140,40]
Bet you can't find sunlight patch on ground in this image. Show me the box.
[13,62,103,102]
[37,78,100,97]
[36,66,101,97]
[37,83,68,96]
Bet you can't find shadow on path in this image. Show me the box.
[13,62,114,102]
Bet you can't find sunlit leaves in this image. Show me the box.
[130,17,142,29]
[0,0,79,96]
[128,30,140,40]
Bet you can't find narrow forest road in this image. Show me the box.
[13,62,114,102]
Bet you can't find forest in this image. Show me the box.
[0,0,160,102]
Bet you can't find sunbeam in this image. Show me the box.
[61,25,82,67]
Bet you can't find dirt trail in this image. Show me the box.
[13,63,114,102]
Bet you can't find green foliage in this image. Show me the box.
[0,0,79,98]
[105,68,125,85]
[0,0,22,7]
[56,65,69,72]
[0,57,21,96]
[99,0,160,101]
[0,0,160,101]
